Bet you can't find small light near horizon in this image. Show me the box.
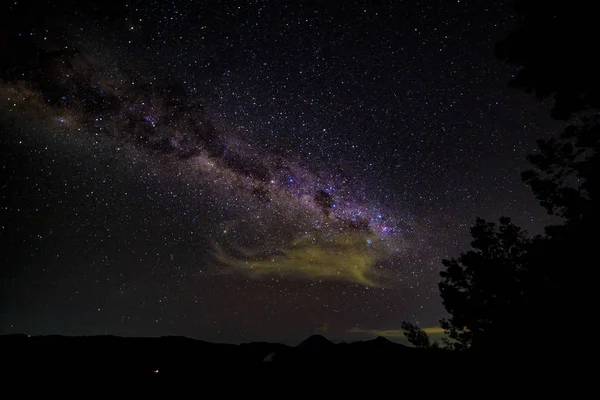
[153,369,159,374]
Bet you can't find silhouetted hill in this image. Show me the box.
[0,333,574,391]
[296,334,335,350]
[0,333,423,379]
[351,335,402,348]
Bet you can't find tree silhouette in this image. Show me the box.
[438,218,534,352]
[495,0,600,120]
[498,1,599,344]
[401,321,433,349]
[520,116,599,341]
[431,0,599,356]
[522,116,599,224]
[394,0,599,359]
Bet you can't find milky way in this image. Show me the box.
[1,0,558,344]
[0,32,424,290]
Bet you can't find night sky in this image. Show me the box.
[1,0,560,344]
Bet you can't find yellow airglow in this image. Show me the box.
[212,232,388,287]
[348,326,445,338]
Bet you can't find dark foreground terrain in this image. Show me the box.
[0,334,580,393]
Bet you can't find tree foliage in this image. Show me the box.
[401,321,432,349]
[438,218,533,351]
[522,116,600,225]
[495,0,600,119]
[406,0,598,356]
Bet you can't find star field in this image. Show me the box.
[1,0,560,344]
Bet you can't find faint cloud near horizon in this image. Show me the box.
[348,326,445,339]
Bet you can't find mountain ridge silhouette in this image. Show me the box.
[0,333,573,391]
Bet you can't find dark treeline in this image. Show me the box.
[403,0,598,359]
